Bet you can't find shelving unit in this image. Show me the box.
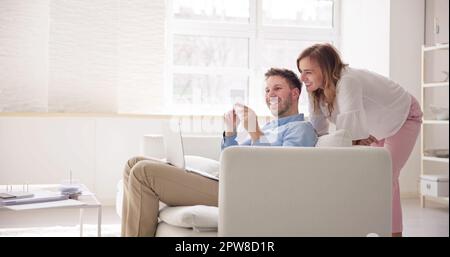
[423,82,449,88]
[423,120,449,124]
[422,156,449,163]
[420,43,449,208]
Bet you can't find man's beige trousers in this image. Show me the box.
[121,156,219,237]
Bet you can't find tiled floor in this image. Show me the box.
[402,198,449,237]
[0,197,448,237]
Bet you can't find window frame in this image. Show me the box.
[165,0,341,116]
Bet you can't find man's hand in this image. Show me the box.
[234,103,263,142]
[224,109,239,137]
[353,135,379,146]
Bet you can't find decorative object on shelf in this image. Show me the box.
[429,105,449,120]
[424,149,449,158]
[59,183,82,200]
[58,170,82,200]
[442,71,449,82]
[420,174,449,198]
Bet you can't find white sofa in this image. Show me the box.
[219,146,392,236]
[117,133,392,236]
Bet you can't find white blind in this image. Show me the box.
[0,0,166,114]
[0,0,49,112]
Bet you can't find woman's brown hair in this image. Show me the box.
[296,43,347,116]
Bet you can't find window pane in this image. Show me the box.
[259,40,326,115]
[173,0,249,23]
[173,74,248,105]
[261,40,322,73]
[173,35,249,67]
[262,0,334,28]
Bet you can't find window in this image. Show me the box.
[167,0,339,116]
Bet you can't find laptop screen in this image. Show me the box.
[162,120,186,170]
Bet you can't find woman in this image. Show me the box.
[297,43,423,237]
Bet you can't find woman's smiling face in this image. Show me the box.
[298,56,324,92]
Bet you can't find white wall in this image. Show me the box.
[340,0,391,76]
[341,0,426,196]
[390,0,426,197]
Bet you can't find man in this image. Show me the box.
[222,68,317,149]
[121,68,317,237]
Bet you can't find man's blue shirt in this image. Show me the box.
[221,114,318,150]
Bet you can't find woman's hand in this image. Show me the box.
[353,135,379,146]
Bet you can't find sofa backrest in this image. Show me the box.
[219,146,392,237]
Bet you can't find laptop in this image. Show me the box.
[162,120,219,181]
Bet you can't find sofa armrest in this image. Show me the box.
[218,146,392,237]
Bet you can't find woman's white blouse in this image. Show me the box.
[308,67,412,140]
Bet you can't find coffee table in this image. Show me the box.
[0,184,102,237]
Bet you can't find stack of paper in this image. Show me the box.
[0,190,68,206]
[0,191,34,199]
[5,199,85,210]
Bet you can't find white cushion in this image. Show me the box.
[155,222,218,237]
[159,205,219,231]
[316,129,352,147]
[185,155,220,179]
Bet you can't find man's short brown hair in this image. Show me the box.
[264,68,302,93]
